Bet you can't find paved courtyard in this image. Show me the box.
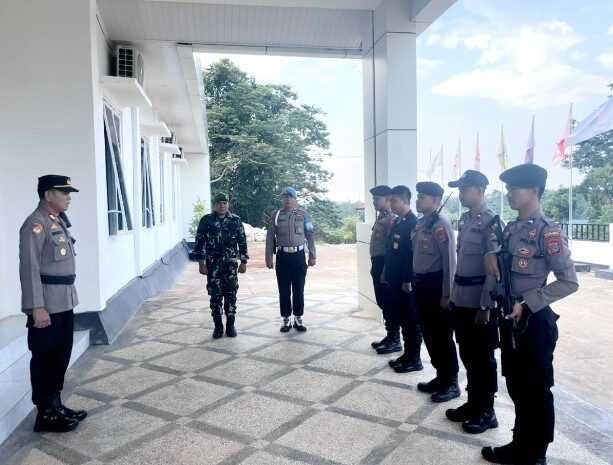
[1,244,611,465]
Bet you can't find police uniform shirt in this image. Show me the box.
[370,209,395,258]
[19,205,78,315]
[451,203,498,308]
[412,214,457,296]
[384,210,417,287]
[502,209,578,313]
[265,208,316,261]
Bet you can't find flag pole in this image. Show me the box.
[429,147,432,181]
[568,103,574,247]
[441,144,444,185]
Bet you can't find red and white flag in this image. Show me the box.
[553,104,572,165]
[524,115,535,164]
[473,132,480,171]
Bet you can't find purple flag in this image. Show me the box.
[524,115,535,164]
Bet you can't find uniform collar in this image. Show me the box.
[378,208,392,217]
[516,208,544,227]
[37,203,60,220]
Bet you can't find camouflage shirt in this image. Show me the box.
[193,212,249,263]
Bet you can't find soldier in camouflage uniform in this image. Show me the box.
[194,192,248,339]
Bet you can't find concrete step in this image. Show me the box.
[595,268,613,280]
[0,316,28,373]
[0,329,89,446]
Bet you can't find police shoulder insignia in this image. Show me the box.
[547,239,561,255]
[437,230,448,244]
[544,230,561,238]
[32,223,44,235]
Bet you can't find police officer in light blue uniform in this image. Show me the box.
[265,187,316,332]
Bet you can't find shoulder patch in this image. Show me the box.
[544,229,561,238]
[436,228,449,244]
[547,238,562,255]
[32,223,44,235]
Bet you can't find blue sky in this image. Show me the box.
[198,0,613,202]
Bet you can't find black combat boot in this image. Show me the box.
[388,353,409,368]
[462,409,498,434]
[371,335,389,349]
[445,402,471,422]
[225,315,237,337]
[481,442,524,464]
[34,408,79,433]
[417,377,441,393]
[375,331,402,354]
[212,314,224,339]
[393,357,423,373]
[431,375,461,403]
[53,393,87,421]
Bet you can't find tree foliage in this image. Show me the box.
[204,59,332,227]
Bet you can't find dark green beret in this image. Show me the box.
[448,170,489,188]
[212,192,229,203]
[416,181,444,197]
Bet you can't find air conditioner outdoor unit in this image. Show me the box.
[115,45,144,86]
[161,133,175,145]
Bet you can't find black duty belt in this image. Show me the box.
[414,270,444,280]
[41,274,76,285]
[454,274,486,286]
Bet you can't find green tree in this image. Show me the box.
[577,166,613,221]
[204,59,332,227]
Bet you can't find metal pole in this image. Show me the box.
[501,181,504,221]
[569,144,574,246]
[441,144,444,185]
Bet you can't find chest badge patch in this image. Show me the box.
[394,234,401,239]
[59,247,67,256]
[528,227,538,239]
[32,224,44,235]
[50,223,58,231]
[58,236,66,243]
[393,242,399,249]
[518,247,530,256]
[518,258,528,268]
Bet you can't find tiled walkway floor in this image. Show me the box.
[1,244,611,465]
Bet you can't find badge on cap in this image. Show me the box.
[59,247,67,256]
[518,258,528,268]
[32,223,44,235]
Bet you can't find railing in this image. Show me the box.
[559,223,609,242]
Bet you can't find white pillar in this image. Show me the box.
[0,0,103,317]
[358,0,418,315]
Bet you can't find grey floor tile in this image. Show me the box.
[149,347,230,373]
[262,369,354,403]
[251,341,326,364]
[204,358,284,386]
[308,350,385,376]
[105,340,180,362]
[80,366,175,398]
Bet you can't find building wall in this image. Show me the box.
[0,0,187,320]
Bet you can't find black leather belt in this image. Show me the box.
[41,274,76,285]
[454,274,486,286]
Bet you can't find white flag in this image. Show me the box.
[426,146,443,178]
[568,97,613,145]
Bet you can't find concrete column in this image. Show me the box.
[358,0,418,315]
[0,0,102,317]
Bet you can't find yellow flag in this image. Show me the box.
[497,126,509,171]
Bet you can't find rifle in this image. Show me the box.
[425,192,453,230]
[486,215,516,349]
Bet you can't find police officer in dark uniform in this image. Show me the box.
[482,164,578,465]
[265,187,316,332]
[380,185,423,372]
[412,182,460,403]
[368,185,397,351]
[446,170,500,434]
[194,192,248,339]
[19,175,87,432]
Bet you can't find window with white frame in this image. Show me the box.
[141,138,155,228]
[159,155,166,223]
[103,103,133,236]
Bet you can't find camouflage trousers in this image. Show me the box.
[206,259,239,317]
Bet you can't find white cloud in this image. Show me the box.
[598,50,613,70]
[417,56,442,74]
[608,23,613,34]
[428,21,608,109]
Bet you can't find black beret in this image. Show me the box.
[448,169,489,189]
[416,181,444,197]
[500,164,547,192]
[369,185,392,197]
[38,175,79,193]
